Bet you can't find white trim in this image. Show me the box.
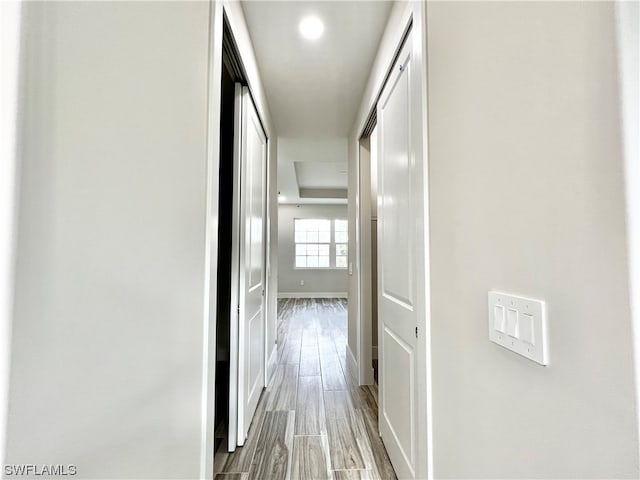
[266,345,278,385]
[226,82,243,454]
[345,345,358,386]
[357,138,374,386]
[615,0,640,459]
[200,1,222,478]
[278,292,347,299]
[415,3,434,479]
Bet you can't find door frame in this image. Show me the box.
[353,2,432,479]
[204,1,277,477]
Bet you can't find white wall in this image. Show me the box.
[427,2,639,477]
[6,2,210,478]
[0,0,22,466]
[278,204,349,296]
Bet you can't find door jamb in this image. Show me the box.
[205,1,275,477]
[353,2,433,479]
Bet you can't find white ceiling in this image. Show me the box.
[295,162,347,189]
[277,136,348,205]
[241,1,392,204]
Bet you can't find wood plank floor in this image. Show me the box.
[215,298,397,480]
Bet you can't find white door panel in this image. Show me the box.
[380,59,413,310]
[235,86,267,446]
[377,30,418,480]
[227,83,243,452]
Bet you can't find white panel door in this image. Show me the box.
[377,30,420,480]
[228,83,243,452]
[236,86,267,445]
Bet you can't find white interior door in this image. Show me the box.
[377,29,421,480]
[227,83,242,453]
[236,86,267,445]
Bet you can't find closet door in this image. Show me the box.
[235,86,267,445]
[377,29,420,480]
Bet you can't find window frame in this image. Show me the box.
[293,217,348,270]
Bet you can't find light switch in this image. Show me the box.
[520,314,534,344]
[506,309,518,338]
[488,291,548,366]
[493,305,506,333]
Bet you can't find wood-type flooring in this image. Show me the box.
[215,298,397,480]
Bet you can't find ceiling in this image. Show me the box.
[277,136,348,205]
[241,1,393,204]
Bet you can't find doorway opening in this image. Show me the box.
[213,27,244,455]
[214,13,271,457]
[360,126,379,385]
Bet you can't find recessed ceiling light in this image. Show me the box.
[299,15,324,41]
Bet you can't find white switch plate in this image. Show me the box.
[488,291,549,366]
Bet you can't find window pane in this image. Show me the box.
[307,256,319,267]
[319,244,329,255]
[335,231,348,243]
[335,219,348,232]
[295,232,306,243]
[336,256,347,268]
[319,231,330,243]
[318,219,331,232]
[296,256,307,268]
[319,256,329,267]
[307,231,318,243]
[336,244,347,256]
[307,244,318,255]
[307,219,318,231]
[296,244,307,255]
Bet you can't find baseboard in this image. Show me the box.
[278,292,348,299]
[346,344,358,385]
[266,346,278,385]
[372,346,378,360]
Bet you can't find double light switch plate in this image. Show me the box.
[488,291,549,366]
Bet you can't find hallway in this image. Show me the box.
[215,299,396,480]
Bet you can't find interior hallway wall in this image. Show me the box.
[0,0,22,466]
[278,204,349,296]
[427,1,640,477]
[6,2,211,478]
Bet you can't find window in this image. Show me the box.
[294,218,348,268]
[295,219,330,268]
[334,220,348,268]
